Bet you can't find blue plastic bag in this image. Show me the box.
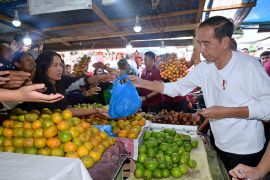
[109,75,142,118]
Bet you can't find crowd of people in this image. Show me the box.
[0,15,270,180]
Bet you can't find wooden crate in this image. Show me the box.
[122,159,136,179]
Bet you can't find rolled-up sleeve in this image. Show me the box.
[247,61,270,121]
[163,63,204,97]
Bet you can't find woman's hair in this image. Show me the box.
[94,68,106,75]
[33,50,64,94]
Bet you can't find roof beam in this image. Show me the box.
[43,23,197,44]
[196,0,206,23]
[204,2,256,12]
[0,13,71,46]
[42,9,198,32]
[92,3,126,42]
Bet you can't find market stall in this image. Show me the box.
[0,0,267,180]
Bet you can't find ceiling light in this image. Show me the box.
[126,42,133,52]
[133,16,142,33]
[23,32,32,46]
[12,10,21,27]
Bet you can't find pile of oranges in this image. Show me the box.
[0,108,115,168]
[159,53,189,82]
[85,114,146,139]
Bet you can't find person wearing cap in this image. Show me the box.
[12,51,36,80]
[117,58,138,76]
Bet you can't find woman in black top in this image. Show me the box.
[20,51,114,115]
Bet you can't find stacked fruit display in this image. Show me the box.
[74,103,106,109]
[153,110,201,126]
[0,108,115,168]
[73,55,91,76]
[159,53,188,82]
[85,114,146,139]
[135,129,198,179]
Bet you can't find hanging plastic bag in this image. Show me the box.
[109,75,142,118]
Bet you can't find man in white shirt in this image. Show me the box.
[129,16,270,171]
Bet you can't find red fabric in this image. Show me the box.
[264,60,270,76]
[162,95,186,103]
[139,65,162,106]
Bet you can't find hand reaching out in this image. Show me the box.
[0,71,10,86]
[6,84,64,103]
[1,71,31,89]
[83,86,101,96]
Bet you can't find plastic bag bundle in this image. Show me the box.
[109,75,142,118]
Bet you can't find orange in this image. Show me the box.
[23,122,32,129]
[42,120,54,129]
[51,112,63,123]
[72,138,82,146]
[83,142,94,151]
[77,146,89,157]
[66,118,75,127]
[117,120,125,129]
[131,120,139,126]
[79,132,90,142]
[97,143,106,153]
[3,120,14,128]
[3,128,13,138]
[72,117,81,126]
[93,135,103,143]
[65,152,79,158]
[62,109,72,120]
[139,119,146,126]
[127,131,138,139]
[25,147,38,154]
[64,142,77,153]
[99,132,108,140]
[90,138,99,147]
[32,120,42,129]
[33,128,44,138]
[47,138,61,149]
[3,146,15,152]
[117,130,128,138]
[102,140,111,149]
[14,147,24,154]
[13,121,23,128]
[58,131,72,142]
[77,125,85,133]
[43,125,58,138]
[38,148,51,156]
[69,127,80,138]
[89,150,102,162]
[23,129,33,138]
[13,128,24,137]
[57,121,70,131]
[3,138,12,147]
[34,138,47,148]
[112,126,120,134]
[131,126,142,134]
[23,138,34,147]
[90,127,99,135]
[51,148,65,157]
[81,122,91,129]
[12,137,24,148]
[81,156,95,168]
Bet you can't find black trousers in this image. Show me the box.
[216,146,266,172]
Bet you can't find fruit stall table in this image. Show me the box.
[0,152,91,180]
[126,123,230,180]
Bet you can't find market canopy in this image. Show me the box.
[0,0,258,50]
